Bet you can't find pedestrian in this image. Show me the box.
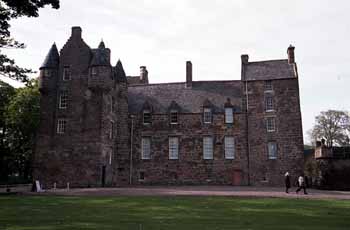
[284,172,291,193]
[296,175,307,194]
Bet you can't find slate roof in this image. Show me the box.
[244,59,296,81]
[90,41,110,66]
[128,81,242,114]
[40,43,59,69]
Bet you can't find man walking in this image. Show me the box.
[296,175,307,194]
[284,172,291,193]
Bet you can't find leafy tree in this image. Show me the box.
[0,80,15,182]
[309,110,350,147]
[4,79,40,181]
[0,0,59,83]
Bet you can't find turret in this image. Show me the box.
[39,43,59,93]
[88,40,113,90]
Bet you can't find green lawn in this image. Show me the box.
[0,196,350,230]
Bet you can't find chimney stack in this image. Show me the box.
[186,61,192,88]
[241,54,249,64]
[287,45,295,64]
[140,66,148,83]
[71,26,82,39]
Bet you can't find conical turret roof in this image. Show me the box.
[115,59,127,82]
[91,40,110,66]
[40,43,59,69]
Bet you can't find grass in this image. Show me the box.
[0,196,350,230]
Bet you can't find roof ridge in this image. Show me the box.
[248,59,288,64]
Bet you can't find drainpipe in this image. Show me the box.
[129,115,134,185]
[245,76,251,186]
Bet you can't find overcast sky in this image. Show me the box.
[1,0,350,144]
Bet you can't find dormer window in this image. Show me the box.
[143,110,151,124]
[42,69,51,77]
[264,80,273,91]
[63,66,71,81]
[203,108,212,124]
[170,110,178,124]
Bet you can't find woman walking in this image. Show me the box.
[284,172,291,193]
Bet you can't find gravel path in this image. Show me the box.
[28,186,350,200]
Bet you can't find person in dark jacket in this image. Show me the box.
[284,172,291,193]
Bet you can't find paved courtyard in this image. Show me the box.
[26,186,350,200]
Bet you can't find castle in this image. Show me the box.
[33,27,304,188]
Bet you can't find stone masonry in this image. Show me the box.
[33,27,304,188]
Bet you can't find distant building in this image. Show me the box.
[33,27,304,188]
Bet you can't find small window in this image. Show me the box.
[63,67,71,81]
[225,108,233,123]
[143,110,151,124]
[268,142,277,159]
[265,96,274,111]
[57,119,67,134]
[141,137,151,159]
[203,108,212,124]
[139,171,145,181]
[169,137,179,159]
[203,136,213,159]
[225,136,235,159]
[109,121,114,139]
[59,91,68,109]
[266,117,276,132]
[91,67,98,76]
[170,110,178,124]
[265,80,273,91]
[42,69,51,77]
[111,96,114,113]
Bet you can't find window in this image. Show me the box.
[42,69,51,77]
[143,110,151,124]
[169,137,179,159]
[59,91,68,109]
[265,96,274,111]
[203,137,213,159]
[268,142,277,159]
[111,96,114,113]
[109,121,114,139]
[203,108,212,124]
[225,107,233,123]
[63,67,71,81]
[170,110,178,124]
[265,80,273,91]
[139,171,145,181]
[91,67,98,76]
[225,136,235,159]
[109,152,112,165]
[266,117,276,132]
[57,119,67,134]
[141,137,151,159]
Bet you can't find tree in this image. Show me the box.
[309,110,350,147]
[4,79,40,181]
[0,0,59,83]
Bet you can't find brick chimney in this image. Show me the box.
[186,61,192,88]
[71,26,82,39]
[287,45,295,64]
[140,66,148,83]
[241,54,249,64]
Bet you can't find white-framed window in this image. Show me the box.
[265,80,273,91]
[141,137,151,159]
[203,136,213,159]
[170,110,178,124]
[109,121,114,139]
[266,117,276,132]
[143,110,151,124]
[224,136,235,159]
[57,119,67,134]
[63,66,71,81]
[203,108,212,124]
[169,137,179,159]
[59,91,68,109]
[225,107,233,123]
[268,142,277,159]
[265,96,274,111]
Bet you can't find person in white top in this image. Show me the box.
[296,175,307,194]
